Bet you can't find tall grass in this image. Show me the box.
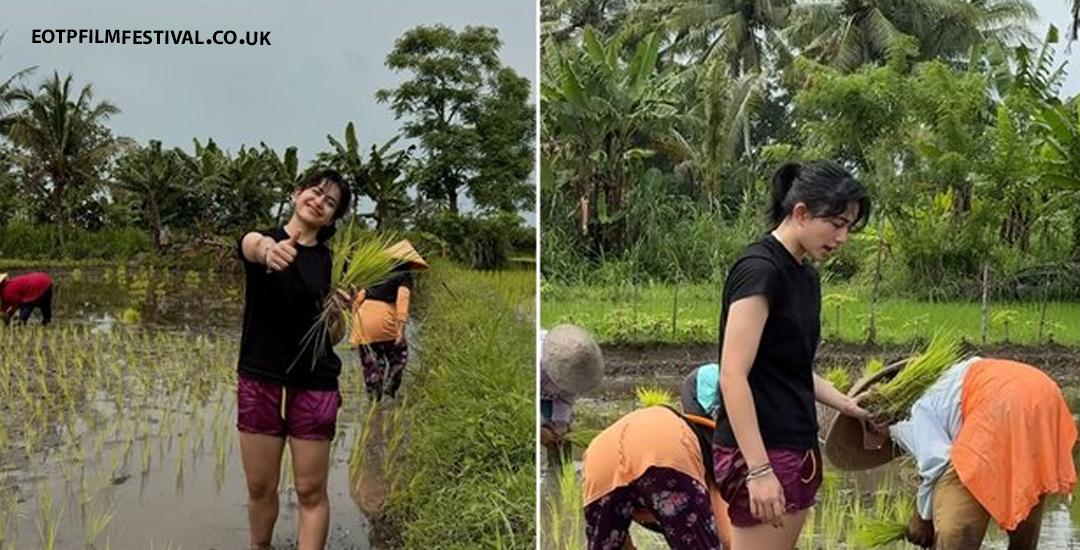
[379,264,535,549]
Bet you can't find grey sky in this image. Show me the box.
[2,0,537,217]
[1036,2,1079,97]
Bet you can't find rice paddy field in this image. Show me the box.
[540,345,1080,550]
[0,262,534,550]
[540,282,1080,346]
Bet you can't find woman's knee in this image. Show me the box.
[294,479,328,507]
[246,476,279,500]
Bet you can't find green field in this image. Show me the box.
[541,282,1080,345]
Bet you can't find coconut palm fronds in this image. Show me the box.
[861,333,963,425]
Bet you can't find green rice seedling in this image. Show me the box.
[562,428,601,448]
[860,333,962,425]
[545,459,584,550]
[83,506,114,547]
[634,385,674,408]
[823,366,852,393]
[293,223,402,373]
[852,521,907,548]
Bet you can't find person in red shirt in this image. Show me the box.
[0,272,54,326]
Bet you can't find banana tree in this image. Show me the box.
[261,143,299,225]
[1037,98,1080,260]
[541,28,678,255]
[361,137,413,230]
[113,140,188,251]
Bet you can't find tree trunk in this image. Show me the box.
[53,183,66,251]
[148,200,163,252]
[448,188,458,214]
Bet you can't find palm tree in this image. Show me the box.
[634,0,792,75]
[786,0,1035,72]
[0,33,36,137]
[1070,0,1079,39]
[660,62,764,205]
[7,72,131,248]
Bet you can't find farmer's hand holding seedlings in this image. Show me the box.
[905,513,934,548]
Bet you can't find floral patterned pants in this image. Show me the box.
[584,466,722,550]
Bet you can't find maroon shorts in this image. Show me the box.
[712,445,823,527]
[237,375,342,441]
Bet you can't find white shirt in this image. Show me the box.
[888,356,981,520]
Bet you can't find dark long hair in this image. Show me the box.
[767,160,871,232]
[297,169,352,244]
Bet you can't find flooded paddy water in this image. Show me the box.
[0,266,393,549]
[541,342,1080,550]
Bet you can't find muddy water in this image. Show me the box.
[540,343,1080,550]
[0,266,389,549]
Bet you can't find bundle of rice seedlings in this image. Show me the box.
[563,428,602,448]
[823,366,852,394]
[290,223,404,371]
[864,357,885,376]
[635,385,674,408]
[860,333,963,425]
[852,520,907,548]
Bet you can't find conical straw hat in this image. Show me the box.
[823,359,909,471]
[385,240,428,270]
[541,324,604,398]
[0,273,7,285]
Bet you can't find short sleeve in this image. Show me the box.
[724,256,781,306]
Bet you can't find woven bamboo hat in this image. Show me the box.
[541,324,604,398]
[385,240,428,270]
[823,360,909,471]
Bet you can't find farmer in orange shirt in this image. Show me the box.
[826,357,1077,550]
[580,366,733,550]
[0,272,54,326]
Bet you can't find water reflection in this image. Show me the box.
[0,266,380,549]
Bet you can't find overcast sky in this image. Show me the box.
[2,1,537,217]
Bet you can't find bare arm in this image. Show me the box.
[813,373,868,419]
[241,231,298,272]
[241,232,275,265]
[720,295,770,471]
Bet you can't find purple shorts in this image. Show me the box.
[713,445,823,527]
[237,375,342,441]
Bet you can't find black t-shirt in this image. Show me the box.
[713,234,821,450]
[236,227,342,390]
[364,269,412,303]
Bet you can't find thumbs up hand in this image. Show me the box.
[265,231,299,272]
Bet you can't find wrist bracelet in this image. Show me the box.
[747,463,772,476]
[746,464,773,482]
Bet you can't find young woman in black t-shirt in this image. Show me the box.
[236,169,352,550]
[713,161,872,549]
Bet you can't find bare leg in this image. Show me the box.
[730,508,809,550]
[290,437,332,550]
[240,433,286,550]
